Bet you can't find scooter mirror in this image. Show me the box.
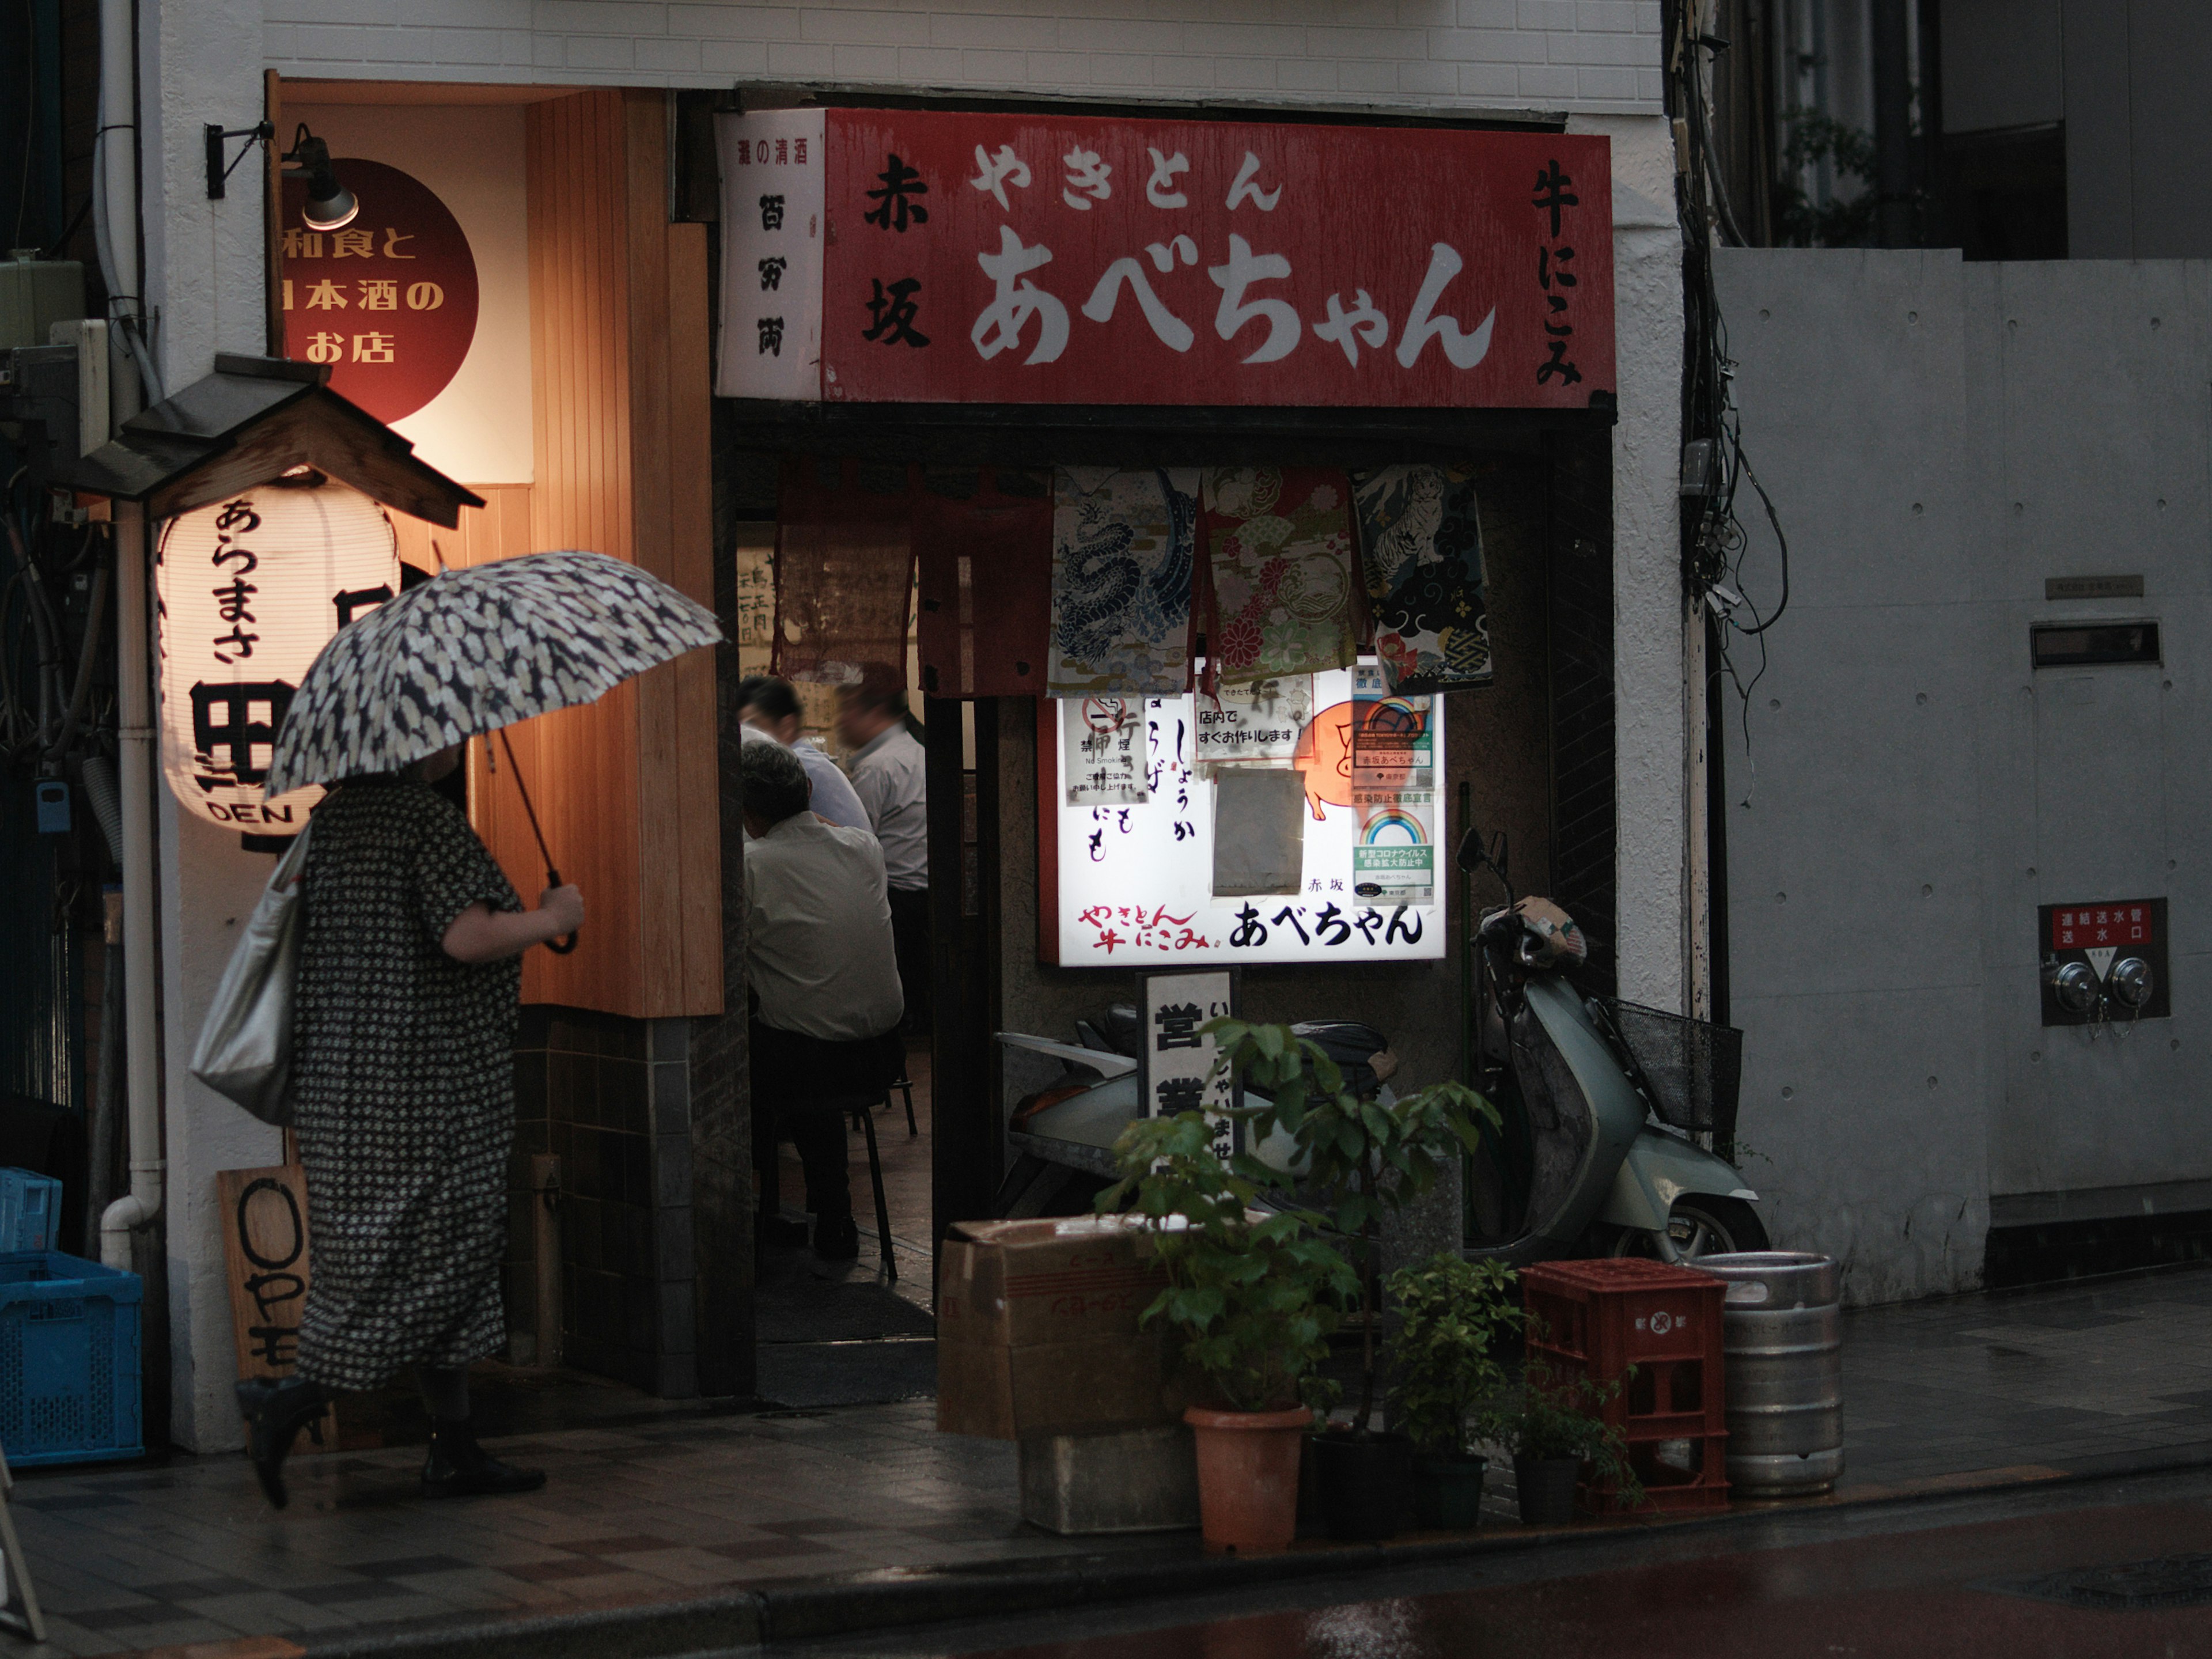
[1455,824,1488,873]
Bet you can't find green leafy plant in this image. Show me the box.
[1774,108,1877,248]
[1098,1110,1358,1414]
[1209,1020,1500,1437]
[1476,1359,1646,1510]
[1384,1253,1522,1459]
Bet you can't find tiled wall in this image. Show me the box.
[510,1006,698,1395]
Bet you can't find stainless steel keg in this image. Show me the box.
[1691,1252,1843,1496]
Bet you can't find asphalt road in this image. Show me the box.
[789,1465,2212,1658]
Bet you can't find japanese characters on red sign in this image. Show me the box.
[282,159,480,425]
[810,111,1613,409]
[2051,903,2156,951]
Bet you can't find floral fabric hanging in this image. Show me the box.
[1047,467,1199,696]
[1199,467,1359,686]
[1353,463,1491,692]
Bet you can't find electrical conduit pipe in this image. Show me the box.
[101,499,161,1270]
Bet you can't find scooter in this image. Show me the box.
[1458,824,1766,1263]
[993,1012,1396,1217]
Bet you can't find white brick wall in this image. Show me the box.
[263,0,1665,113]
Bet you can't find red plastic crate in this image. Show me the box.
[1520,1258,1729,1514]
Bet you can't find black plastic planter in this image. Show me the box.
[1412,1453,1487,1530]
[1514,1453,1580,1525]
[1309,1431,1414,1541]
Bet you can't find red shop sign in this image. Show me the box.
[719,109,1613,410]
[281,159,481,425]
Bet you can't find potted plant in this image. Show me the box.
[1211,1021,1498,1542]
[1477,1361,1645,1527]
[1384,1252,1521,1530]
[1099,1109,1358,1555]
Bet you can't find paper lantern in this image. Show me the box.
[157,476,402,834]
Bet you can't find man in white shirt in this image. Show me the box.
[737,675,872,833]
[741,741,904,1261]
[837,663,931,1033]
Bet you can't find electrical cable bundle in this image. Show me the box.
[1668,2,1791,799]
[0,451,112,780]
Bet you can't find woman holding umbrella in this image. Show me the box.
[233,552,719,1509]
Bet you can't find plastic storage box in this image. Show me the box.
[0,1169,63,1253]
[0,1251,142,1466]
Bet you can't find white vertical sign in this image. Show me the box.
[715,110,827,400]
[1138,969,1240,1161]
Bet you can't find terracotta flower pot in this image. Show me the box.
[1184,1405,1312,1554]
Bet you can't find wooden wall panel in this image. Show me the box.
[402,86,719,1022]
[521,88,646,1015]
[666,221,724,1011]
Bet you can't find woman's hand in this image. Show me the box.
[442,885,588,964]
[539,884,584,934]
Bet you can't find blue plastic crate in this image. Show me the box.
[0,1169,62,1253]
[0,1251,142,1467]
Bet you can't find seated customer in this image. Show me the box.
[740,741,904,1260]
[736,673,872,834]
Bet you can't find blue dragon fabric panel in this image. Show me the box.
[1353,464,1492,693]
[1047,467,1200,696]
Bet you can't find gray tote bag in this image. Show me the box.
[190,824,312,1127]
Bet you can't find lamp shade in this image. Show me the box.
[157,476,402,834]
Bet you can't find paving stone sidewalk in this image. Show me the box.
[6,1263,2211,1657]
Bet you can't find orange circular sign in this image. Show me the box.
[281,159,480,423]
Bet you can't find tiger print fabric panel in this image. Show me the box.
[1047,467,1200,696]
[1353,464,1491,694]
[1200,467,1361,687]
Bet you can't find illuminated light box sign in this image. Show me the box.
[1039,664,1445,967]
[717,108,1613,410]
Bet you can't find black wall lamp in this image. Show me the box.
[204,122,359,232]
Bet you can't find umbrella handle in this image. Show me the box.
[543,862,580,956]
[498,731,580,955]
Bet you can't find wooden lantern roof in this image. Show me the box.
[65,354,483,527]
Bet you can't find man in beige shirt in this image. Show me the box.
[742,742,903,1260]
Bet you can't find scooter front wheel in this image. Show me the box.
[1611,1196,1769,1262]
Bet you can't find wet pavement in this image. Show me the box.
[6,1262,2210,1656]
[812,1466,2212,1658]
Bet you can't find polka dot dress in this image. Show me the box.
[290,778,522,1393]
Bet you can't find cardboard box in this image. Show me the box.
[936,1215,1181,1440]
[937,1215,1168,1349]
[938,1333,1184,1440]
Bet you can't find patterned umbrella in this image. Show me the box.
[264,551,722,798]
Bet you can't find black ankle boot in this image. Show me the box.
[421,1418,546,1499]
[235,1374,329,1510]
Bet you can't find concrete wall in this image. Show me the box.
[1714,246,2212,1304]
[263,1,1666,112]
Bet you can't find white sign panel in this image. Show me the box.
[1062,696,1147,806]
[1047,662,1446,967]
[1138,969,1240,1161]
[715,110,827,400]
[1192,676,1312,766]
